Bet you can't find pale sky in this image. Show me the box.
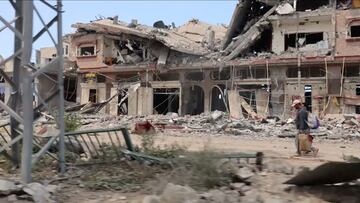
[0,1,237,62]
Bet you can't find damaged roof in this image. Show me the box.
[72,18,225,56]
[175,19,226,43]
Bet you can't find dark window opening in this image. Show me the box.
[113,39,145,65]
[153,88,179,115]
[188,86,204,115]
[249,28,272,54]
[296,0,329,11]
[64,45,69,56]
[211,84,227,112]
[287,67,326,78]
[64,77,77,102]
[356,85,360,114]
[118,89,128,115]
[304,85,312,112]
[79,46,95,56]
[344,65,360,77]
[236,67,267,79]
[89,89,97,103]
[154,72,179,81]
[285,33,324,51]
[185,72,204,81]
[350,25,360,38]
[211,68,230,80]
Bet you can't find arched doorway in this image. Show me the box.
[211,84,227,112]
[189,85,204,115]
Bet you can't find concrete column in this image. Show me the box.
[109,83,118,116]
[203,84,212,113]
[97,83,107,114]
[179,71,188,116]
[137,87,153,115]
[203,71,212,113]
[270,66,287,117]
[128,86,138,116]
[80,83,89,105]
[76,75,82,103]
[228,90,242,119]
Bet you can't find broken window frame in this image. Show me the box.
[77,44,96,57]
[284,32,325,51]
[63,43,69,56]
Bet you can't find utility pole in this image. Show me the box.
[0,0,65,183]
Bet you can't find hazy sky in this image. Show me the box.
[0,1,237,61]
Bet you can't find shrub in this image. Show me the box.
[64,113,81,132]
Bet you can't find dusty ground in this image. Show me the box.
[61,131,360,203]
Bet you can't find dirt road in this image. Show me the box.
[130,131,360,168]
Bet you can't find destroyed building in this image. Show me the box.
[46,0,360,118]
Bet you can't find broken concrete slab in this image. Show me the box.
[221,0,252,49]
[223,6,276,60]
[23,183,56,203]
[236,167,255,180]
[285,162,360,185]
[276,3,294,15]
[211,110,224,121]
[0,180,20,195]
[160,183,198,203]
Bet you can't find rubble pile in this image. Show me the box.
[141,159,319,203]
[0,179,57,203]
[71,111,360,141]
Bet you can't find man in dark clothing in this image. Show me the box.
[292,100,319,156]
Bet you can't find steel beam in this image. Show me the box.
[57,0,66,174]
[20,0,34,183]
[1,0,64,183]
[9,0,24,168]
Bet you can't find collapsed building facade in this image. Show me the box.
[43,0,360,118]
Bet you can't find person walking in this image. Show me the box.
[292,99,319,156]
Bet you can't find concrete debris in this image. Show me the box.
[285,162,360,186]
[0,180,20,195]
[23,183,56,203]
[236,166,255,180]
[159,183,198,203]
[30,111,360,143]
[276,3,294,15]
[142,195,161,203]
[264,159,295,175]
[0,180,56,203]
[211,110,224,121]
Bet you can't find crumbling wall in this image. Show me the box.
[270,11,334,55]
[71,34,106,69]
[335,9,360,56]
[343,81,360,114]
[79,82,107,113]
[284,80,326,116]
[270,66,287,117]
[37,74,59,109]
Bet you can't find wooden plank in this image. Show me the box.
[240,96,257,118]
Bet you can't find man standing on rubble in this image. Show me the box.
[292,100,319,156]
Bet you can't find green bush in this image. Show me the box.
[64,113,81,132]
